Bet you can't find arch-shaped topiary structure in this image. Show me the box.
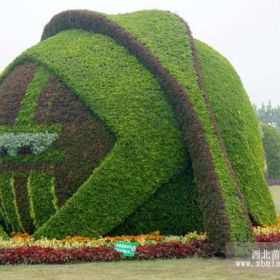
[0,10,276,252]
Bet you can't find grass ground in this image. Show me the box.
[1,258,280,280]
[0,185,280,280]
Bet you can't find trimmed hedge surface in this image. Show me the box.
[195,40,276,225]
[0,225,9,239]
[111,168,204,236]
[0,9,276,253]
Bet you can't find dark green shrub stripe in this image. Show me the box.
[0,196,11,232]
[28,171,58,229]
[0,196,5,220]
[0,174,23,232]
[13,174,34,233]
[0,224,9,239]
[15,67,51,127]
[0,210,11,238]
[19,31,186,240]
[0,9,271,252]
[195,40,276,225]
[34,10,254,250]
[262,123,280,179]
[0,206,9,233]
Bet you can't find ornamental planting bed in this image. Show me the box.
[1,219,280,264]
[0,232,212,264]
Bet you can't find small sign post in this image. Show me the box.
[114,241,138,257]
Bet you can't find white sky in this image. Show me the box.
[0,0,279,106]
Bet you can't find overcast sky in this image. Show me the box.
[0,0,279,106]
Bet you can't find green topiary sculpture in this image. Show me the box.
[0,10,276,252]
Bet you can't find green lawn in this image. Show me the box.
[1,258,280,280]
[1,186,280,280]
[2,257,280,280]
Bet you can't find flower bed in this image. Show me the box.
[1,218,280,264]
[1,231,206,248]
[253,216,280,241]
[0,246,120,264]
[0,232,213,264]
[255,233,280,242]
[0,241,214,264]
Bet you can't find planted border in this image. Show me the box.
[0,240,214,264]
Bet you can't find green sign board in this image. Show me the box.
[114,241,138,257]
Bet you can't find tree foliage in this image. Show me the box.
[262,123,280,179]
[255,101,280,130]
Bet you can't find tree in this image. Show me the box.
[262,123,280,179]
[255,101,280,130]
